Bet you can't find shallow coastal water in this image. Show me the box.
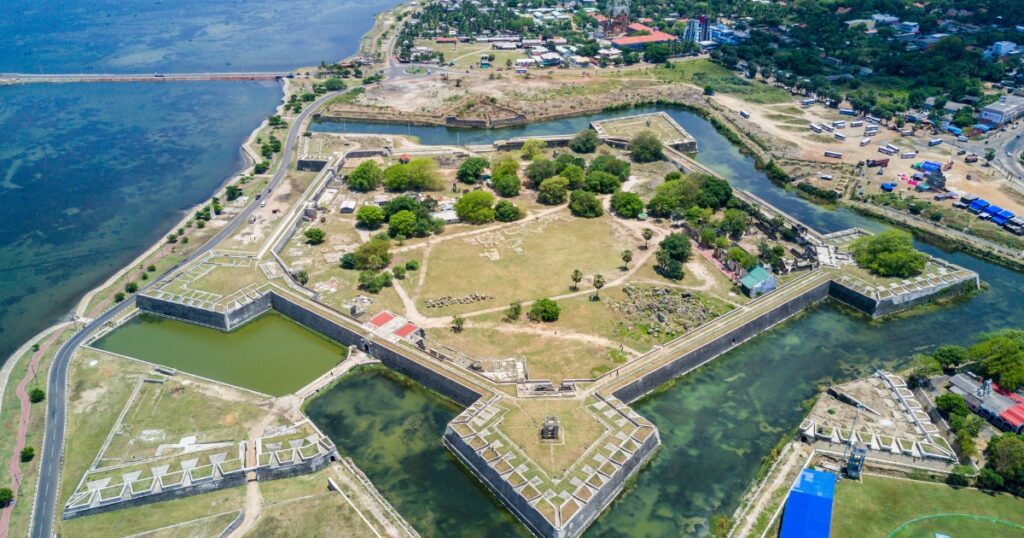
[0,81,280,362]
[92,311,344,396]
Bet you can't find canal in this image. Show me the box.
[92,311,345,397]
[306,106,1024,536]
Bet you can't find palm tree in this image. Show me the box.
[641,228,654,249]
[621,249,633,270]
[571,269,583,291]
[593,274,605,300]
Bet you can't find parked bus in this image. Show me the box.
[824,151,843,159]
[928,138,943,147]
[850,120,864,128]
[834,132,846,141]
[860,138,871,146]
[832,120,846,128]
[809,123,822,133]
[739,110,751,119]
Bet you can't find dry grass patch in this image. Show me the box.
[249,492,377,538]
[500,398,606,478]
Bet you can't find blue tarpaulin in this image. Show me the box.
[973,123,992,133]
[947,126,963,136]
[780,469,836,538]
[970,199,991,212]
[993,210,1015,225]
[881,183,895,192]
[983,205,1003,216]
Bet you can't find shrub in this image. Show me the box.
[492,172,521,197]
[494,200,524,222]
[29,388,45,403]
[505,301,522,322]
[647,175,701,218]
[346,237,391,271]
[589,154,631,181]
[569,190,603,218]
[304,227,326,245]
[559,164,585,190]
[521,139,546,160]
[610,192,644,218]
[382,157,443,191]
[628,130,664,163]
[358,271,393,293]
[696,175,733,209]
[125,281,139,294]
[538,177,570,205]
[392,265,407,280]
[114,292,126,303]
[293,269,309,285]
[569,128,599,153]
[528,299,560,322]
[457,157,490,184]
[583,170,621,194]
[20,447,34,462]
[0,487,12,507]
[405,260,419,271]
[348,161,383,192]
[525,159,559,187]
[455,191,496,223]
[356,205,386,229]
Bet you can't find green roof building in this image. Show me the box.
[739,266,777,298]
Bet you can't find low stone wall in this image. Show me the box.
[254,450,335,481]
[63,471,248,519]
[614,280,832,404]
[134,295,230,331]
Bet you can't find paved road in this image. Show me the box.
[28,89,339,538]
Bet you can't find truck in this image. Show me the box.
[824,151,843,159]
[965,154,979,163]
[866,158,890,167]
[739,110,751,119]
[928,138,943,147]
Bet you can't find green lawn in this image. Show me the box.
[606,58,791,104]
[832,475,1024,538]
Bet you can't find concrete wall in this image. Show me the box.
[829,275,979,318]
[135,295,230,331]
[614,280,832,404]
[254,451,335,481]
[225,293,274,330]
[63,472,248,520]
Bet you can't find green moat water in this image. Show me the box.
[93,312,344,396]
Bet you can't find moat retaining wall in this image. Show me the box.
[829,273,979,318]
[613,280,832,404]
[442,425,660,538]
[64,471,248,520]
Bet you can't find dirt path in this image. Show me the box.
[227,413,278,538]
[0,328,66,536]
[730,442,811,538]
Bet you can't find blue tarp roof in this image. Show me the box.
[984,205,1003,215]
[881,183,895,191]
[974,123,992,132]
[997,210,1015,219]
[780,470,836,538]
[970,199,990,209]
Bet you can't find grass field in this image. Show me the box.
[414,212,628,315]
[598,58,791,104]
[595,113,690,144]
[832,475,1024,538]
[249,492,377,537]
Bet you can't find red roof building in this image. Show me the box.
[612,30,678,50]
[393,322,421,339]
[367,311,396,328]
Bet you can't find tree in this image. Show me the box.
[492,172,521,197]
[125,281,139,294]
[528,298,561,322]
[933,345,967,370]
[656,233,692,280]
[647,175,700,218]
[358,270,393,293]
[621,249,633,269]
[583,170,621,194]
[505,301,522,322]
[0,487,12,507]
[20,447,34,462]
[592,273,605,299]
[569,128,599,153]
[114,292,126,303]
[494,200,523,222]
[388,210,418,237]
[569,190,603,218]
[538,177,570,205]
[571,269,583,291]
[455,191,496,223]
[392,265,406,280]
[968,330,1024,391]
[984,433,1024,495]
[719,209,749,239]
[348,161,384,192]
[589,155,631,181]
[611,192,644,218]
[985,148,996,162]
[629,131,664,163]
[644,43,671,64]
[29,388,45,403]
[452,314,465,333]
[304,227,326,245]
[642,228,654,249]
[225,184,243,201]
[526,159,560,187]
[356,205,386,229]
[457,157,490,184]
[346,236,391,271]
[521,139,546,160]
[697,176,733,209]
[849,230,928,278]
[936,393,969,418]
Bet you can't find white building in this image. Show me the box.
[980,95,1024,125]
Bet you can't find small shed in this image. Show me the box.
[739,266,777,298]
